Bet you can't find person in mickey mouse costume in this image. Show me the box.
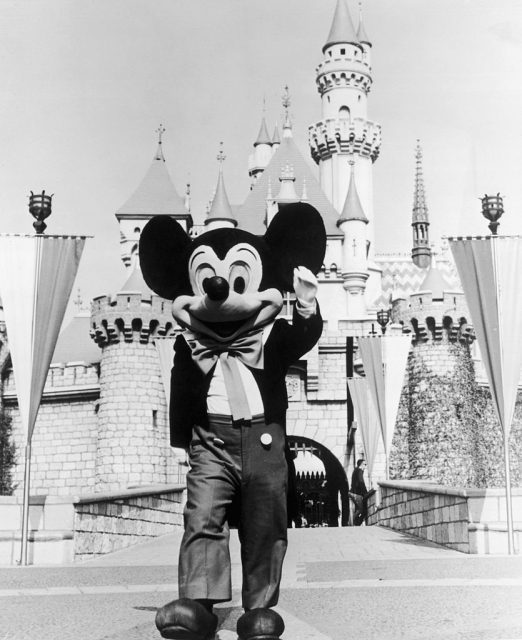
[139,202,326,640]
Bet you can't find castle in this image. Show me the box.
[1,0,520,527]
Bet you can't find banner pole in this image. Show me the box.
[20,441,32,566]
[503,431,515,555]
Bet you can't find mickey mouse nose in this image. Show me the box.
[203,276,230,301]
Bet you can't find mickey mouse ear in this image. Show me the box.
[264,202,326,291]
[139,216,192,300]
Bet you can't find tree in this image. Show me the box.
[0,412,16,495]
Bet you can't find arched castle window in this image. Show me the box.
[134,227,141,234]
[339,106,350,119]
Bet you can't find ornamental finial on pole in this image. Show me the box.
[29,190,53,234]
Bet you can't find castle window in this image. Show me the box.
[340,48,346,55]
[339,106,350,119]
[134,227,141,234]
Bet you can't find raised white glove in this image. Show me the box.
[293,266,318,305]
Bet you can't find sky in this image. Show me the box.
[1,0,522,323]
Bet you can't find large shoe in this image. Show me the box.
[236,609,285,640]
[155,598,218,640]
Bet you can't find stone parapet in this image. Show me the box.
[0,485,185,565]
[368,480,522,554]
[74,484,185,561]
[91,292,175,347]
[394,290,474,345]
[309,117,381,163]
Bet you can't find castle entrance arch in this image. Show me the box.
[287,437,349,527]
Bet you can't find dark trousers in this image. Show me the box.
[178,415,288,610]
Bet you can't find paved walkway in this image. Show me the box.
[1,526,522,639]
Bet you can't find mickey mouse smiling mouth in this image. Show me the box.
[172,242,283,342]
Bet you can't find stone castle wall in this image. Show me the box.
[4,363,100,496]
[95,341,181,490]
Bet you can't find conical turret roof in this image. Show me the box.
[272,125,281,145]
[120,263,154,299]
[412,140,429,223]
[238,135,340,236]
[323,0,360,52]
[254,117,271,147]
[357,5,372,46]
[338,164,368,225]
[418,266,451,299]
[52,313,101,365]
[116,144,186,218]
[206,169,237,226]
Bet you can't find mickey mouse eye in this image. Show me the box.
[195,265,216,295]
[229,263,250,294]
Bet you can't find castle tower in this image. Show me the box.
[90,286,178,491]
[115,126,192,269]
[411,140,432,268]
[390,267,480,486]
[338,159,369,317]
[248,108,273,188]
[308,0,381,251]
[205,143,237,230]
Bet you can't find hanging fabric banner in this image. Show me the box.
[358,335,411,458]
[347,376,381,480]
[0,235,87,443]
[155,336,176,412]
[449,236,522,437]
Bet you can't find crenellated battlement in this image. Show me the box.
[309,117,381,163]
[316,59,372,96]
[393,290,475,345]
[90,292,175,347]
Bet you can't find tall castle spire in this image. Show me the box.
[115,126,191,269]
[323,0,360,53]
[206,142,237,230]
[248,101,273,187]
[411,140,431,268]
[282,85,293,138]
[309,0,380,252]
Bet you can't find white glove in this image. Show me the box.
[293,266,318,305]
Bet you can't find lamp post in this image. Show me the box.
[0,194,88,565]
[449,195,520,555]
[481,193,504,236]
[29,190,53,234]
[376,308,391,334]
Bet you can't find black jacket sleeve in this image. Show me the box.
[273,302,323,369]
[169,334,206,449]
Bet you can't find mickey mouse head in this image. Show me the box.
[140,202,326,341]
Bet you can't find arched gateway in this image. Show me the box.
[287,436,349,527]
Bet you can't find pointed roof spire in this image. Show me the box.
[155,124,166,161]
[323,0,360,53]
[413,140,429,223]
[116,126,186,217]
[356,1,371,46]
[338,158,368,225]
[282,85,293,138]
[206,142,237,226]
[272,124,281,145]
[254,109,271,147]
[418,265,451,299]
